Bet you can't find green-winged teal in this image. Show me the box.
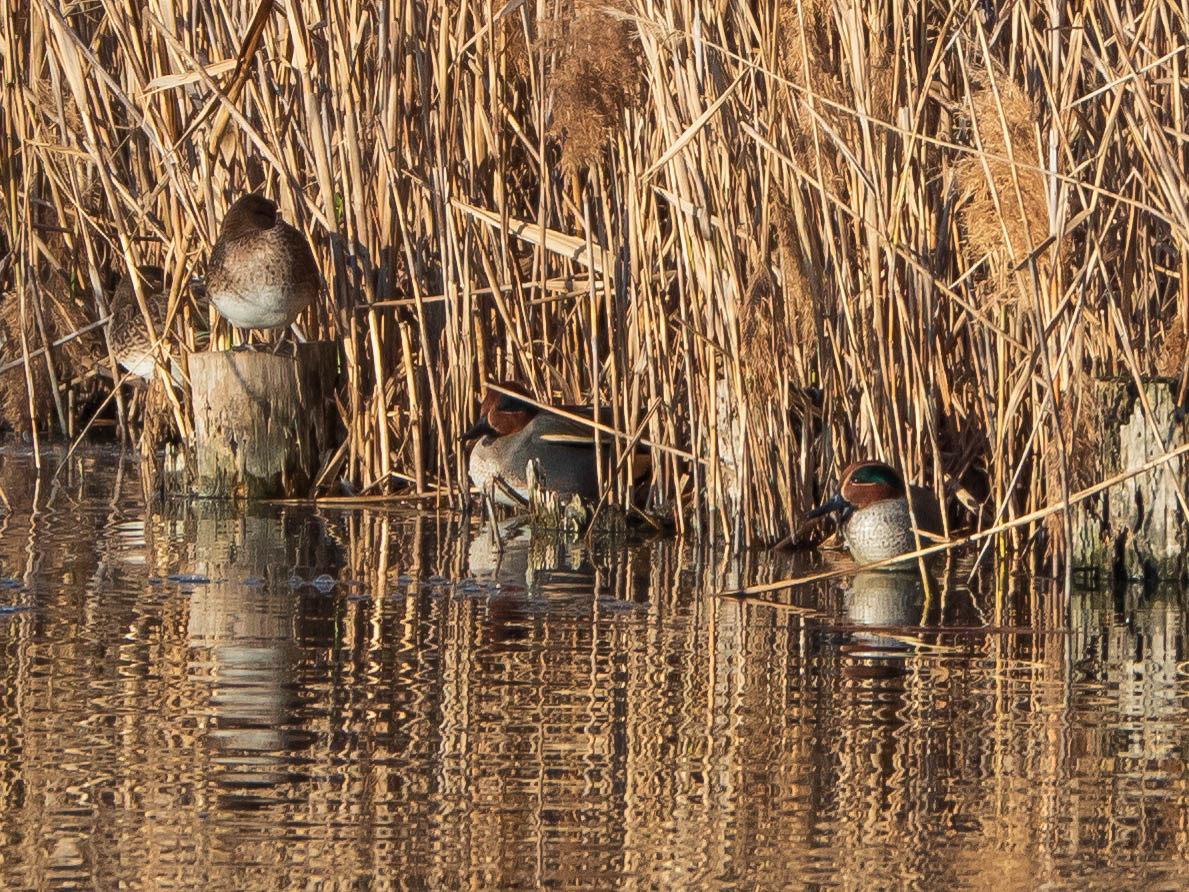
[461,382,604,508]
[807,461,942,564]
[109,265,170,380]
[206,194,320,333]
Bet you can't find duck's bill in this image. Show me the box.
[804,494,850,520]
[460,417,497,442]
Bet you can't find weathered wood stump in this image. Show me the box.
[189,343,336,499]
[1073,377,1188,584]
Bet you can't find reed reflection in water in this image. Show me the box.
[0,448,1188,889]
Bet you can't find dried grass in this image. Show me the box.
[1155,315,1185,379]
[1,0,1186,559]
[0,260,102,434]
[954,75,1052,305]
[546,0,641,174]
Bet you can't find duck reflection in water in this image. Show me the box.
[837,557,982,667]
[465,517,641,649]
[467,517,596,598]
[840,569,930,664]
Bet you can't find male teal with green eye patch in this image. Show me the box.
[807,461,943,564]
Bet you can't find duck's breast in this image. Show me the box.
[208,226,317,329]
[845,499,917,564]
[468,433,530,506]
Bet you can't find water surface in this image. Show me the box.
[0,447,1186,890]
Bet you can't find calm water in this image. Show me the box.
[0,447,1187,890]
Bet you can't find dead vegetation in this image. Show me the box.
[0,0,1186,558]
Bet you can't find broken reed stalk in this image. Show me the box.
[0,0,1187,561]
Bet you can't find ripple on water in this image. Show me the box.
[0,447,1185,890]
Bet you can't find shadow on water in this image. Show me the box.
[1,447,1189,889]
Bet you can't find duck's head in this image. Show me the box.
[460,381,538,443]
[221,194,278,238]
[114,265,167,303]
[806,460,906,520]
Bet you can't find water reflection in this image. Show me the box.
[466,517,594,595]
[2,447,1189,889]
[840,568,929,663]
[1072,587,1184,773]
[188,505,327,803]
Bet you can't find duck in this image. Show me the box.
[206,194,320,334]
[806,460,943,564]
[460,382,604,508]
[108,265,181,381]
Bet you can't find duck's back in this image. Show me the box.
[469,411,601,506]
[109,267,169,379]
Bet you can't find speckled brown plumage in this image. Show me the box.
[109,265,169,379]
[206,194,320,331]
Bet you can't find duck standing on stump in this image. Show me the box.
[206,194,320,339]
[806,460,943,564]
[461,382,604,508]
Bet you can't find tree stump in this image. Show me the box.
[189,343,336,499]
[1073,377,1188,584]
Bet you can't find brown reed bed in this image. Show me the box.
[1,0,1186,561]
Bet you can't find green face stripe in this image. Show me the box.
[851,465,901,487]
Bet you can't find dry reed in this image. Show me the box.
[0,0,1186,561]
